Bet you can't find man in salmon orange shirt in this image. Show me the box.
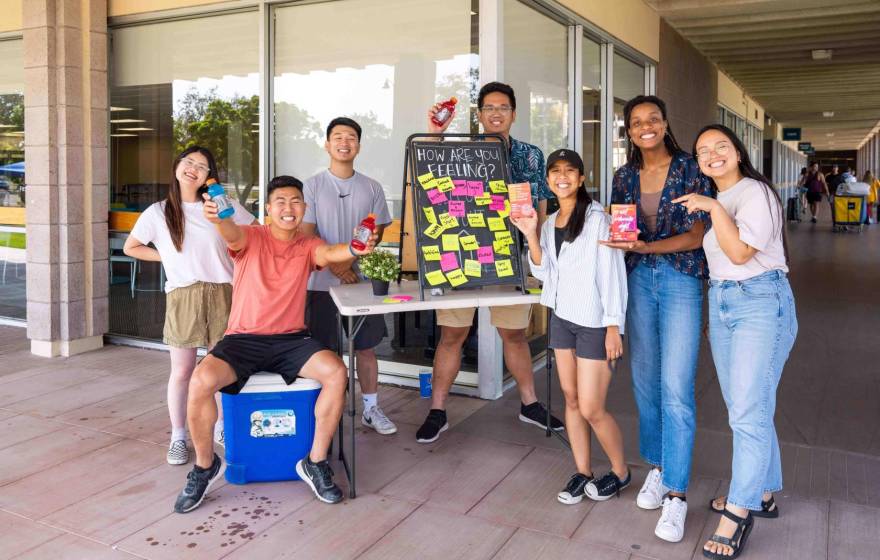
[173,175,378,513]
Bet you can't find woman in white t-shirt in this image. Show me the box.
[674,125,797,560]
[124,146,254,466]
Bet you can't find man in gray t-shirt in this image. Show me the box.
[301,117,397,436]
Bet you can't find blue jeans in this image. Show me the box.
[709,270,797,510]
[628,260,703,493]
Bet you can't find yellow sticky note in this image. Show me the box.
[494,240,511,255]
[498,200,511,218]
[442,234,460,251]
[425,269,447,286]
[467,213,486,228]
[460,235,479,251]
[527,287,542,294]
[446,268,468,287]
[495,259,514,277]
[474,194,492,206]
[423,206,437,223]
[488,217,506,231]
[417,172,435,187]
[489,180,508,193]
[464,259,482,277]
[422,245,441,261]
[435,177,455,192]
[494,231,514,246]
[438,212,459,230]
[424,223,444,239]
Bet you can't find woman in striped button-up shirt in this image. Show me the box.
[512,149,630,505]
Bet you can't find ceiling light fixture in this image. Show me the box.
[582,119,600,123]
[117,127,153,132]
[812,49,832,61]
[826,133,835,137]
[110,106,132,112]
[110,119,146,124]
[823,111,835,117]
[111,133,137,137]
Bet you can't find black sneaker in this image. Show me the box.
[173,453,223,513]
[296,456,343,504]
[416,409,448,443]
[585,469,631,502]
[557,472,593,505]
[519,401,564,431]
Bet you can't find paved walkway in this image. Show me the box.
[0,215,878,559]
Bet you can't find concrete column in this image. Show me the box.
[23,0,108,357]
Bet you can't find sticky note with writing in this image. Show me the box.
[464,259,482,277]
[417,172,435,188]
[459,235,479,251]
[474,194,492,206]
[494,231,514,245]
[477,246,495,264]
[435,177,455,192]
[467,213,486,228]
[466,181,484,197]
[487,217,506,231]
[425,269,447,286]
[424,223,444,239]
[489,180,507,193]
[448,200,466,218]
[493,240,511,255]
[446,268,468,287]
[422,245,441,261]
[423,206,437,223]
[440,252,459,272]
[438,212,458,229]
[498,199,511,218]
[421,177,438,191]
[427,189,447,205]
[452,180,468,196]
[441,234,460,252]
[489,195,505,211]
[495,259,514,277]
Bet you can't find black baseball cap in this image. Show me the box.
[546,149,584,175]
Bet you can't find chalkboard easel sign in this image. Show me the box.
[401,133,528,300]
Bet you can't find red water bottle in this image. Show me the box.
[350,213,376,252]
[431,96,458,127]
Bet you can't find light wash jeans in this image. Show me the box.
[628,259,703,493]
[709,270,797,510]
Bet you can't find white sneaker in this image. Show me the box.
[654,495,687,543]
[214,424,224,447]
[167,439,189,465]
[637,467,666,510]
[362,405,398,435]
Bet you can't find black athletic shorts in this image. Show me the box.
[305,290,387,352]
[210,331,327,394]
[806,191,823,203]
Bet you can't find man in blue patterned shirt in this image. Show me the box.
[416,82,563,445]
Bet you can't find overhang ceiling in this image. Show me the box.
[646,0,880,150]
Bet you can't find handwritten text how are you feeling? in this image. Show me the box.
[416,146,502,181]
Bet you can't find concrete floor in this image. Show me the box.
[0,214,878,559]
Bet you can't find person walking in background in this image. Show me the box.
[825,164,843,197]
[675,124,797,559]
[862,170,878,224]
[803,162,829,223]
[602,95,712,543]
[512,149,630,505]
[124,146,255,466]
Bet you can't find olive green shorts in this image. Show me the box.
[163,282,233,348]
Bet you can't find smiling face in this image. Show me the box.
[174,151,211,193]
[547,160,584,201]
[266,186,306,232]
[325,124,360,164]
[695,128,740,181]
[478,91,516,135]
[627,103,667,151]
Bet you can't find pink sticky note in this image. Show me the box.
[477,246,495,264]
[440,252,459,272]
[448,200,465,217]
[467,181,484,197]
[452,180,468,197]
[427,189,448,205]
[489,194,505,211]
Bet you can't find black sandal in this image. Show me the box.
[702,509,754,559]
[709,495,779,518]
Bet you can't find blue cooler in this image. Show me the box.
[221,373,321,484]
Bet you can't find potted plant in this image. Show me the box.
[358,249,400,296]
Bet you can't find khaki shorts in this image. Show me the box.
[164,282,233,348]
[436,304,531,330]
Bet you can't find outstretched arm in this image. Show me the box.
[202,193,247,252]
[313,231,379,268]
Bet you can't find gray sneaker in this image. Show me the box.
[166,439,189,465]
[362,405,398,435]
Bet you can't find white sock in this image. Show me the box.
[214,420,223,434]
[171,427,187,442]
[362,393,377,411]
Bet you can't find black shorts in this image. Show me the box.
[305,290,387,352]
[549,312,609,360]
[806,191,823,203]
[210,332,327,394]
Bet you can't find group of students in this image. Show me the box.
[125,81,797,560]
[799,163,880,224]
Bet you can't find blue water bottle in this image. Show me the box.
[206,179,234,219]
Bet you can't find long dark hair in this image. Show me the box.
[623,95,685,169]
[563,186,594,242]
[692,124,789,265]
[165,146,219,251]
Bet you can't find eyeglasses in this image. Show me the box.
[695,142,732,162]
[629,117,663,130]
[479,105,513,115]
[181,158,210,174]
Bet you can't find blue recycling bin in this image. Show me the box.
[221,374,321,484]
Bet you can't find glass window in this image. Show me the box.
[109,12,259,340]
[612,53,645,172]
[0,38,25,320]
[273,0,477,220]
[582,37,601,199]
[504,0,569,155]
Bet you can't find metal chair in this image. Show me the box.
[109,236,137,297]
